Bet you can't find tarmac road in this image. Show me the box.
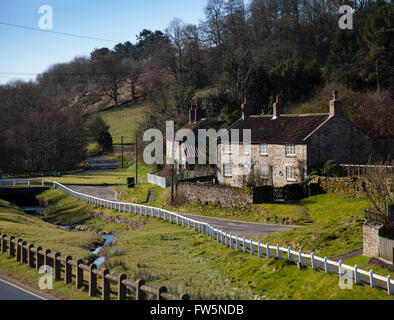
[0,274,53,300]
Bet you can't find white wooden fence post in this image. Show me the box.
[338,260,344,279]
[217,230,221,243]
[387,275,393,296]
[236,235,240,250]
[370,270,376,288]
[250,240,255,255]
[258,241,262,258]
[311,252,316,270]
[277,245,282,260]
[324,257,329,274]
[288,247,293,263]
[225,233,228,247]
[299,250,304,267]
[42,180,44,186]
[266,244,271,259]
[230,234,234,249]
[243,237,247,253]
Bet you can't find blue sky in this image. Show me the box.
[0,0,208,84]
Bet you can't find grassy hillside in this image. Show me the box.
[34,190,394,300]
[100,100,149,144]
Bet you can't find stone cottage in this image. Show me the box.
[217,92,375,188]
[167,105,208,169]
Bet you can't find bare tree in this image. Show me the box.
[166,18,186,85]
[89,49,125,108]
[365,157,394,215]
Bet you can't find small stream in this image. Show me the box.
[3,194,115,268]
[91,234,115,267]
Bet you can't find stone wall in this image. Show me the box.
[176,182,273,206]
[306,116,375,168]
[310,176,368,199]
[363,224,382,258]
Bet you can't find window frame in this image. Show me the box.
[286,166,297,182]
[244,144,250,155]
[285,144,296,157]
[224,144,232,155]
[260,144,268,156]
[261,165,269,178]
[223,163,232,177]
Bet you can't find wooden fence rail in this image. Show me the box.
[339,164,394,177]
[1,179,394,296]
[0,233,189,301]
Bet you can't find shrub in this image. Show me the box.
[87,143,103,157]
[323,160,340,177]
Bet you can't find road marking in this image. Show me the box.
[0,277,48,300]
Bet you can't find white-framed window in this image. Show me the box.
[243,163,250,175]
[260,144,268,155]
[286,144,296,156]
[224,144,231,154]
[223,163,232,177]
[244,144,250,155]
[261,165,269,178]
[286,166,296,181]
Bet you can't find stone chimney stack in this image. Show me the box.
[241,97,252,120]
[189,105,196,124]
[272,95,283,119]
[330,90,342,117]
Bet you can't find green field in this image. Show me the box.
[100,100,149,144]
[0,189,393,300]
[42,163,152,186]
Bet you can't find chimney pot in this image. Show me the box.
[194,106,203,123]
[330,90,342,117]
[273,95,283,119]
[242,97,252,120]
[189,106,196,124]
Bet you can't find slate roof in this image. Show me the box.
[176,119,208,142]
[229,114,331,144]
[181,119,207,131]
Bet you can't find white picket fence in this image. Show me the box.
[1,179,394,296]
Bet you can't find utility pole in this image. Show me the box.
[135,134,138,185]
[376,59,381,92]
[170,138,175,203]
[121,136,124,169]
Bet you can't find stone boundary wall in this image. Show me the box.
[310,176,368,199]
[176,182,273,206]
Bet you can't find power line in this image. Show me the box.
[0,22,121,43]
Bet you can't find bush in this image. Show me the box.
[323,160,340,177]
[87,143,103,157]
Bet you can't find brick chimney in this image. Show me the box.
[272,95,283,119]
[195,106,203,123]
[330,90,342,117]
[189,105,196,124]
[241,97,252,120]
